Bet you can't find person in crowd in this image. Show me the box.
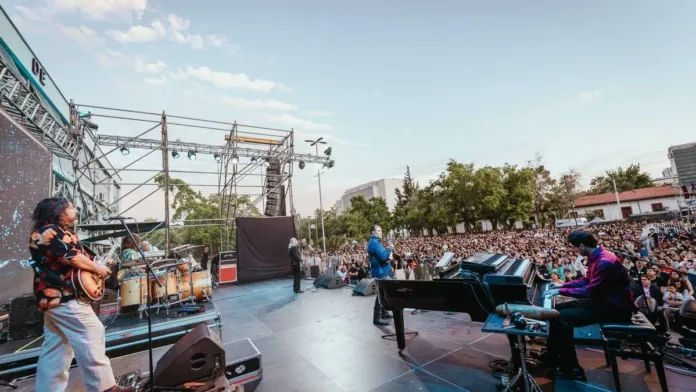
[29,198,134,392]
[543,232,636,381]
[141,240,159,252]
[288,238,303,294]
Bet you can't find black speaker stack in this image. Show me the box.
[264,158,284,217]
[313,273,346,289]
[352,278,377,296]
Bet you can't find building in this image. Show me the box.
[339,178,403,213]
[572,186,681,221]
[332,199,344,213]
[668,143,696,186]
[0,6,119,236]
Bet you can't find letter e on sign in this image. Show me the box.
[31,58,46,86]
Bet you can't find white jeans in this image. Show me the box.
[36,300,116,392]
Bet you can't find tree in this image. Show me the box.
[499,164,535,228]
[527,153,556,227]
[589,164,654,194]
[393,166,418,235]
[547,170,582,220]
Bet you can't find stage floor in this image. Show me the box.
[4,278,696,391]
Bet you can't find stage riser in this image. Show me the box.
[0,310,221,380]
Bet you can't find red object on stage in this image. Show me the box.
[219,265,238,283]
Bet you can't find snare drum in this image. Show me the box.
[150,271,178,299]
[179,270,212,302]
[119,274,147,307]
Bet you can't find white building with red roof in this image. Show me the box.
[572,186,682,221]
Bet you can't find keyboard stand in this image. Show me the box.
[381,309,419,354]
[482,314,548,392]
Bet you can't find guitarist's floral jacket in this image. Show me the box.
[29,224,90,311]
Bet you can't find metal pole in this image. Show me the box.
[315,144,327,254]
[161,111,170,256]
[612,177,622,220]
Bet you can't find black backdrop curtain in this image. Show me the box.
[236,216,297,283]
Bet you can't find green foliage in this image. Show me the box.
[589,164,654,195]
[152,175,261,252]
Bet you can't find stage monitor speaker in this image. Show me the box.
[313,273,330,287]
[318,274,345,289]
[352,278,377,296]
[9,294,43,341]
[153,324,225,387]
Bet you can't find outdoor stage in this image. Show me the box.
[3,278,694,391]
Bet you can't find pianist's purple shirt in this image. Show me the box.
[559,247,637,312]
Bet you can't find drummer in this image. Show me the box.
[117,235,143,279]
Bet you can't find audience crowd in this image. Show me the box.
[302,220,696,316]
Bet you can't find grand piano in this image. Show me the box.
[377,252,602,358]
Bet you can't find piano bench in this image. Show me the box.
[600,312,668,392]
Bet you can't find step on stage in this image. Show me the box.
[0,301,221,381]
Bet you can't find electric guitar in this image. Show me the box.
[71,238,118,301]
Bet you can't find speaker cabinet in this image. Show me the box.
[314,273,345,289]
[352,278,377,296]
[9,294,43,341]
[154,324,225,387]
[310,265,320,278]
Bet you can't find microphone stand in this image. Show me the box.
[118,218,163,391]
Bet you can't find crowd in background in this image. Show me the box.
[301,220,696,301]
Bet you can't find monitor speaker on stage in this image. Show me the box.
[313,273,345,289]
[352,278,377,296]
[153,324,225,387]
[8,294,43,341]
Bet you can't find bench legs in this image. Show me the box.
[605,346,669,392]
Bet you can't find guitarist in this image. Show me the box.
[29,197,134,392]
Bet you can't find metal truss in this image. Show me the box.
[0,60,78,159]
[96,134,333,166]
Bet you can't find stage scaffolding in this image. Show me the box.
[74,104,334,254]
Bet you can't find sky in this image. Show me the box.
[4,0,696,220]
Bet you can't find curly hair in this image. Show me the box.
[32,197,72,231]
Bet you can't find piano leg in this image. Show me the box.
[394,309,406,353]
[381,309,418,355]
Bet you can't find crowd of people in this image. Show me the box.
[302,220,696,304]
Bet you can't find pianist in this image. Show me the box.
[543,231,636,381]
[368,224,394,326]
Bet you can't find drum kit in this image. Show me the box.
[115,250,212,318]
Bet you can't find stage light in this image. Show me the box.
[188,150,197,160]
[231,154,239,164]
[172,150,179,158]
[79,111,91,119]
[251,157,257,163]
[324,147,332,156]
[324,160,335,169]
[299,161,305,169]
[83,118,99,131]
[213,153,221,161]
[120,146,130,155]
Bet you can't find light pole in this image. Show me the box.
[305,137,332,254]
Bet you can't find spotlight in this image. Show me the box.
[231,155,239,164]
[299,161,305,169]
[83,118,98,131]
[324,147,332,156]
[188,150,197,160]
[172,150,179,158]
[213,153,221,161]
[78,111,91,119]
[324,160,335,169]
[251,157,257,163]
[120,146,130,155]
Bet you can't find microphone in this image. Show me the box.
[102,215,131,221]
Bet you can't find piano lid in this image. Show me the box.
[435,252,456,268]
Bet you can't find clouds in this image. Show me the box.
[576,88,604,102]
[264,114,333,131]
[135,59,167,73]
[144,75,169,85]
[105,13,230,50]
[172,66,284,92]
[50,0,148,21]
[307,110,332,117]
[57,24,101,45]
[95,49,126,67]
[221,97,298,111]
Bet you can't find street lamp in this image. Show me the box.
[305,137,329,254]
